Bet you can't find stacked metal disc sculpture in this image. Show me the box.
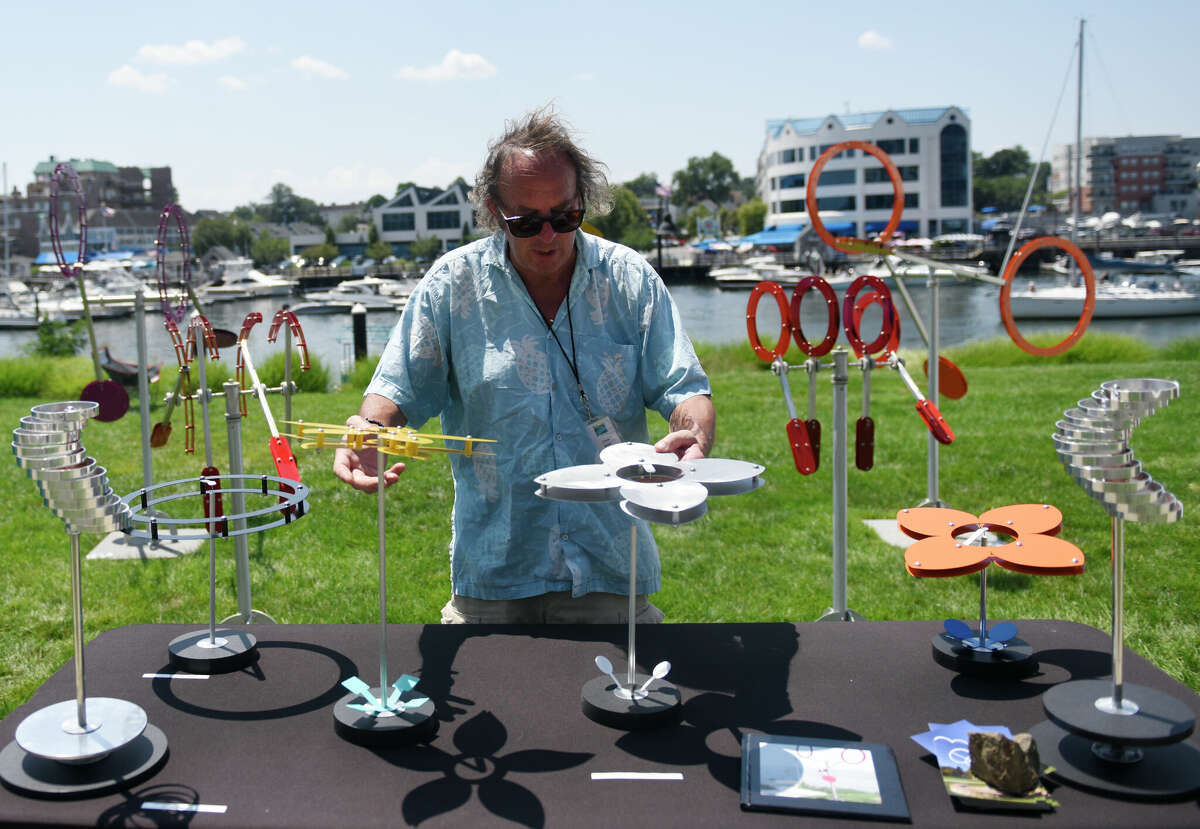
[536,442,764,729]
[1031,378,1198,800]
[2,402,167,798]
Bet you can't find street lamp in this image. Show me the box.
[655,212,678,275]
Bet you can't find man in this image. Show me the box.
[333,106,714,624]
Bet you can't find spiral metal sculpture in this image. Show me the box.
[1055,378,1181,524]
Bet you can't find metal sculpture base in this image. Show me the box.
[0,724,168,799]
[168,628,259,674]
[581,675,682,730]
[931,632,1036,678]
[1030,679,1200,800]
[816,607,866,622]
[332,690,436,747]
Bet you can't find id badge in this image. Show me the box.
[586,415,622,452]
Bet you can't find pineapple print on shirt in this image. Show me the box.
[450,260,477,320]
[513,334,551,394]
[473,451,499,502]
[586,276,610,326]
[595,351,632,415]
[410,314,442,367]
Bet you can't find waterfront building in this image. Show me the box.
[756,106,973,242]
[373,179,477,258]
[1051,135,1200,216]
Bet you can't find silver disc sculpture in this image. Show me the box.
[1031,378,1199,800]
[535,441,764,730]
[1,402,168,798]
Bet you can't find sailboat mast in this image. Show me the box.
[1072,18,1084,249]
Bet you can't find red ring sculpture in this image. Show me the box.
[842,275,897,357]
[851,290,900,360]
[999,236,1096,356]
[806,140,904,255]
[156,204,192,325]
[788,275,840,357]
[746,280,791,363]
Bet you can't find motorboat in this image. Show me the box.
[290,277,408,314]
[1007,278,1200,319]
[199,258,295,302]
[0,280,39,328]
[709,255,810,289]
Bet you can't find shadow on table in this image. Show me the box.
[949,646,1112,701]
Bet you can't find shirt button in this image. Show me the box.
[555,433,563,441]
[560,533,569,541]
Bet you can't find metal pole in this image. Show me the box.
[206,482,218,643]
[978,566,989,647]
[627,522,638,688]
[1070,19,1084,263]
[284,322,294,424]
[223,379,253,620]
[70,531,87,728]
[926,265,941,507]
[135,289,153,489]
[831,349,848,616]
[1111,515,1125,708]
[378,466,388,695]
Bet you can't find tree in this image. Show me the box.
[250,232,289,268]
[670,153,740,207]
[737,198,768,236]
[973,146,1051,212]
[368,222,380,245]
[624,173,660,199]
[589,186,654,250]
[683,204,712,238]
[366,239,393,261]
[300,242,339,264]
[394,181,416,195]
[366,194,388,209]
[324,225,336,246]
[337,214,362,233]
[409,235,443,261]
[191,216,253,256]
[262,183,325,226]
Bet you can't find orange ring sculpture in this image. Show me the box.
[789,276,840,357]
[999,236,1096,356]
[806,140,904,255]
[851,290,899,362]
[746,280,791,363]
[842,275,897,357]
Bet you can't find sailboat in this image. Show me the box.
[1006,19,1200,320]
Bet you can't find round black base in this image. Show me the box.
[168,628,258,675]
[931,633,1037,679]
[0,724,168,800]
[1043,679,1195,745]
[581,675,682,730]
[332,689,437,747]
[1030,720,1200,801]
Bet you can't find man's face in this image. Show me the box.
[489,151,579,285]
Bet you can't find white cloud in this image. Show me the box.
[395,49,496,81]
[408,157,474,188]
[857,30,892,51]
[290,56,350,80]
[218,75,247,91]
[106,64,169,94]
[137,36,246,65]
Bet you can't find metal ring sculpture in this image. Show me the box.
[48,164,87,278]
[789,275,840,357]
[841,275,897,358]
[806,140,904,254]
[121,473,310,541]
[12,401,132,534]
[156,204,192,325]
[747,275,897,363]
[1055,378,1181,523]
[1000,236,1097,357]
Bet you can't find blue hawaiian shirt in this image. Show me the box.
[366,230,711,599]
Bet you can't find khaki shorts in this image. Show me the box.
[441,591,665,625]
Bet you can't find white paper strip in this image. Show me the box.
[590,772,684,780]
[142,673,209,680]
[142,801,228,813]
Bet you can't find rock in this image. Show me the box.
[968,731,1041,795]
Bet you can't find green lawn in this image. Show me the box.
[2,333,1197,719]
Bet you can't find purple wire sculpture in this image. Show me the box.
[47,164,129,422]
[156,204,192,325]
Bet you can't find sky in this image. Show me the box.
[5,0,1199,212]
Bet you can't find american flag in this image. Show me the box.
[655,183,672,198]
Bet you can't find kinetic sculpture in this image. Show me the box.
[897,503,1084,677]
[281,419,497,745]
[48,163,128,422]
[1030,378,1197,800]
[535,441,763,729]
[2,402,166,798]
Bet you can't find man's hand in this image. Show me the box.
[332,401,408,493]
[655,394,715,461]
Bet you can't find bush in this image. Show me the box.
[259,351,330,393]
[349,355,379,390]
[25,319,85,357]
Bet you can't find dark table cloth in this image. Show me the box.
[1,620,1197,827]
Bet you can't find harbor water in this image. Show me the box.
[0,278,1194,387]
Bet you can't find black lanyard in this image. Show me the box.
[543,294,593,420]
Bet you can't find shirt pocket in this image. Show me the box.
[577,335,640,421]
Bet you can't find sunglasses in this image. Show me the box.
[500,207,585,238]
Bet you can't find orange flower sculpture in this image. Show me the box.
[897,504,1085,578]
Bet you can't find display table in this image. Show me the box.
[1,621,1196,827]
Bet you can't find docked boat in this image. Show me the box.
[1007,280,1200,319]
[289,277,408,314]
[710,255,810,289]
[199,258,295,302]
[99,345,161,386]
